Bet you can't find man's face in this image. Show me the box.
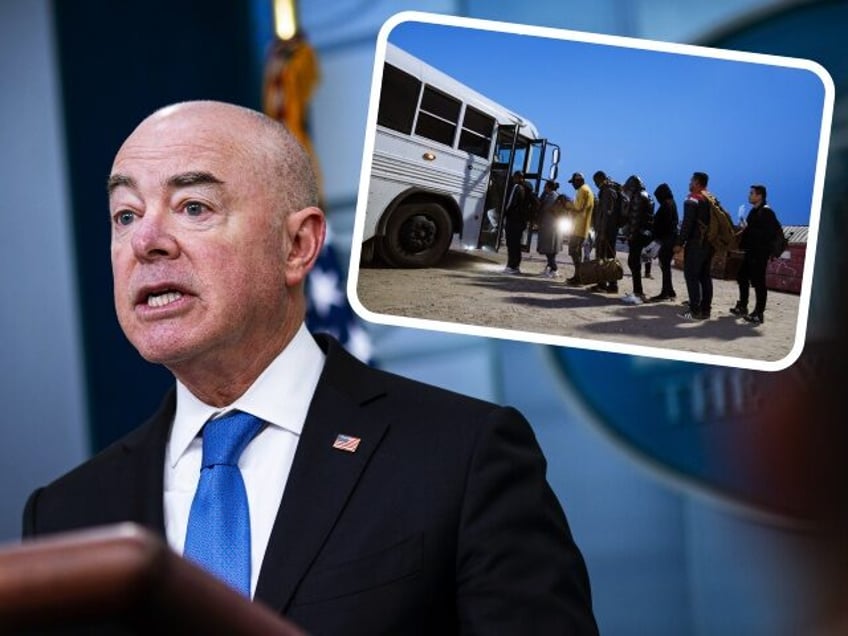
[108,105,301,371]
[748,188,762,205]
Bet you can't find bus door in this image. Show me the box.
[479,124,526,251]
[520,138,550,251]
[524,139,561,249]
[479,127,560,252]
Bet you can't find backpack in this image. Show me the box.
[698,190,736,253]
[637,192,655,234]
[607,181,626,228]
[769,210,789,258]
[521,183,541,222]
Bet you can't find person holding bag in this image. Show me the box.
[648,182,679,302]
[621,175,654,304]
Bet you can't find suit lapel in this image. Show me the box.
[254,337,389,612]
[115,389,173,536]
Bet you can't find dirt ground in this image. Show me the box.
[353,241,803,367]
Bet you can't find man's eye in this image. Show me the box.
[184,201,206,217]
[116,210,135,226]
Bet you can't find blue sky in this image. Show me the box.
[387,19,829,226]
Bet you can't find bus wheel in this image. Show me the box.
[382,203,452,267]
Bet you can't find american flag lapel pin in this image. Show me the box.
[332,433,361,453]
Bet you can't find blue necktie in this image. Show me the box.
[183,410,264,597]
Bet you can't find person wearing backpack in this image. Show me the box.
[730,184,783,324]
[674,171,715,320]
[648,182,679,302]
[563,172,595,285]
[589,170,623,293]
[503,170,528,274]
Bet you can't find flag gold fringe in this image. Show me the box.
[262,35,323,199]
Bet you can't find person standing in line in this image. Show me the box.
[563,172,594,285]
[536,179,562,278]
[648,182,679,302]
[674,172,715,320]
[589,171,623,293]
[503,170,527,275]
[621,175,654,304]
[731,184,782,324]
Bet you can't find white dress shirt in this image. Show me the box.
[163,324,326,597]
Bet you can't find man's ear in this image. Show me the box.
[284,206,326,287]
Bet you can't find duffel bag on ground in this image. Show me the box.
[580,258,624,285]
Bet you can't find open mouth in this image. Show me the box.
[135,284,189,309]
[146,290,184,308]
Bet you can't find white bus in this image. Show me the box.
[361,43,560,267]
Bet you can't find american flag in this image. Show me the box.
[262,22,372,365]
[332,433,361,453]
[306,227,373,363]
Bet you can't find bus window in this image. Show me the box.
[496,145,528,171]
[524,143,543,178]
[415,85,461,147]
[458,106,495,158]
[377,64,421,134]
[495,127,528,170]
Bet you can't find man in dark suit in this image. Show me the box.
[23,101,598,634]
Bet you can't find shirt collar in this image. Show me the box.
[167,323,326,468]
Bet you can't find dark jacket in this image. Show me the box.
[623,189,654,242]
[23,334,599,636]
[592,181,619,235]
[677,192,710,248]
[505,182,527,224]
[739,204,781,255]
[652,183,679,244]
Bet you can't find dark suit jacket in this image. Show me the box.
[23,334,598,635]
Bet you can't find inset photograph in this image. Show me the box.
[349,12,833,371]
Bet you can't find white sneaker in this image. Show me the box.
[621,293,644,305]
[502,267,521,275]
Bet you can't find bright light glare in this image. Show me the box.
[557,217,572,235]
[273,0,297,40]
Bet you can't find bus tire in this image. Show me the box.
[382,202,452,267]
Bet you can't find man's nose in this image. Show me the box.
[130,209,180,261]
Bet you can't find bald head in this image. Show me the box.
[115,101,319,219]
[108,100,327,404]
